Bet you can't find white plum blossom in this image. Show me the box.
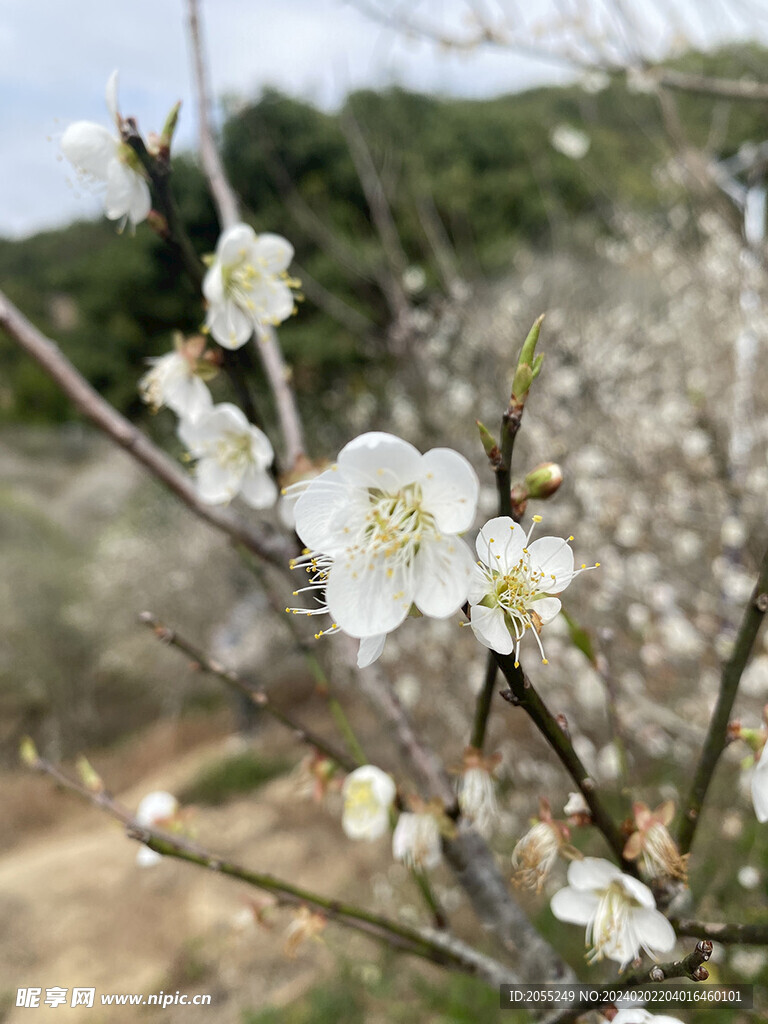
[469,515,595,664]
[551,857,676,969]
[341,765,396,841]
[392,811,442,870]
[178,402,277,509]
[203,223,297,348]
[61,70,151,230]
[511,821,563,892]
[139,346,213,421]
[751,739,768,822]
[289,432,479,653]
[135,790,179,868]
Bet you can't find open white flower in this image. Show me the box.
[751,740,768,822]
[61,70,151,230]
[290,432,478,646]
[203,223,297,349]
[551,857,675,969]
[139,349,212,421]
[469,515,595,664]
[341,765,396,841]
[135,790,179,868]
[392,811,442,870]
[178,402,277,508]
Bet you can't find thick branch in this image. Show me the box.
[678,541,768,854]
[496,655,633,871]
[0,292,294,571]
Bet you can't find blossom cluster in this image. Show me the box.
[287,431,591,667]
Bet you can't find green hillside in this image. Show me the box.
[2,43,768,425]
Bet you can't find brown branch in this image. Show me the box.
[253,324,306,470]
[678,540,768,855]
[671,918,768,944]
[541,941,714,1024]
[0,292,295,570]
[138,612,359,771]
[25,755,511,986]
[497,656,634,872]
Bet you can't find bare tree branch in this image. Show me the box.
[0,291,294,571]
[185,0,240,230]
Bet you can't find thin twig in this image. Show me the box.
[496,655,633,872]
[138,611,358,771]
[184,0,306,470]
[0,291,295,571]
[671,918,768,944]
[470,654,499,752]
[185,0,240,230]
[678,541,768,855]
[27,755,511,986]
[541,941,714,1024]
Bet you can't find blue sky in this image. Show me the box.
[1,0,765,238]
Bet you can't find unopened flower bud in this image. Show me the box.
[392,809,443,870]
[511,314,545,406]
[524,462,563,501]
[476,420,500,464]
[76,756,105,793]
[457,750,500,837]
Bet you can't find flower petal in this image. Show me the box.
[252,279,295,324]
[61,122,116,179]
[325,548,413,638]
[253,232,294,273]
[412,535,474,618]
[104,157,150,225]
[467,563,491,605]
[217,222,257,264]
[206,296,254,349]
[533,596,561,624]
[195,457,238,504]
[239,465,278,509]
[528,536,575,592]
[357,633,387,668]
[550,886,599,925]
[470,603,514,655]
[336,432,422,491]
[419,448,479,533]
[164,375,212,421]
[475,516,526,570]
[567,856,623,891]
[632,907,676,955]
[293,468,364,556]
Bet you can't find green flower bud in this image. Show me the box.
[524,462,563,500]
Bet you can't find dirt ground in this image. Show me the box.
[0,713,406,1023]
